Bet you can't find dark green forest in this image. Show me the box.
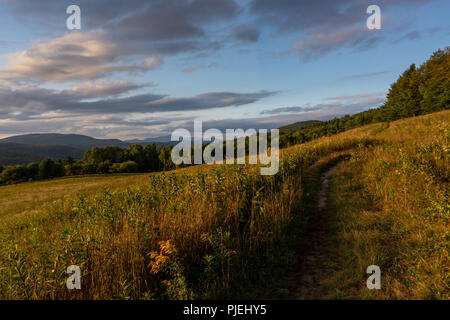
[1,47,448,185]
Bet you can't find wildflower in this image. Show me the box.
[148,240,176,274]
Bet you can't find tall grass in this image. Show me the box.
[325,111,449,299]
[0,110,447,299]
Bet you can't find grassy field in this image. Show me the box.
[324,112,449,299]
[0,174,152,219]
[0,110,448,299]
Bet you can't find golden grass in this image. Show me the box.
[0,173,153,219]
[324,110,449,299]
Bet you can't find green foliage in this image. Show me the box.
[26,162,39,180]
[158,145,175,171]
[126,144,146,171]
[110,161,139,173]
[38,158,63,180]
[145,143,161,172]
[82,146,125,165]
[0,165,29,184]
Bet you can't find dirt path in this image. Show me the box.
[289,164,339,300]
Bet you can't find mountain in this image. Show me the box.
[126,135,174,145]
[0,133,129,149]
[279,120,322,131]
[0,143,85,165]
[0,133,175,165]
[0,133,130,166]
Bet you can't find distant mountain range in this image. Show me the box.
[0,133,169,166]
[279,120,322,131]
[0,121,322,165]
[0,133,129,149]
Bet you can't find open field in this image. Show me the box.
[0,110,448,299]
[0,174,152,219]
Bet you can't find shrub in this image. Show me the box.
[110,161,139,173]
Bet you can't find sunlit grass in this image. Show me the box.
[325,110,449,299]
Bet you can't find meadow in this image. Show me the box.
[324,112,449,299]
[0,110,448,299]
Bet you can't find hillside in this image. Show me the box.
[0,134,173,165]
[0,133,129,149]
[279,120,322,131]
[0,143,85,165]
[0,110,447,299]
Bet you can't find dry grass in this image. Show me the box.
[324,110,449,299]
[0,173,153,219]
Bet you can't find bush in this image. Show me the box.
[81,163,98,175]
[39,158,63,180]
[64,163,83,176]
[26,162,39,180]
[0,165,29,184]
[110,161,139,173]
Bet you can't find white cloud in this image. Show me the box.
[142,56,164,69]
[1,32,161,83]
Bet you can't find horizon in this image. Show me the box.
[0,0,449,140]
[0,118,325,141]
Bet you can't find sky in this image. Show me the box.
[0,0,448,140]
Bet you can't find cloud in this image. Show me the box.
[291,27,380,61]
[69,80,149,98]
[250,0,431,60]
[1,32,158,82]
[145,90,277,111]
[339,71,391,80]
[261,106,313,115]
[2,0,244,59]
[114,0,239,42]
[183,62,218,73]
[183,66,199,73]
[323,92,387,104]
[261,92,387,115]
[4,0,240,32]
[233,24,261,43]
[142,56,164,69]
[0,82,277,118]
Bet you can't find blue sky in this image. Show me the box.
[0,0,448,140]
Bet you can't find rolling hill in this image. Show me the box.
[0,143,84,165]
[279,120,322,131]
[0,133,170,165]
[0,133,128,149]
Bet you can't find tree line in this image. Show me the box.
[0,143,176,185]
